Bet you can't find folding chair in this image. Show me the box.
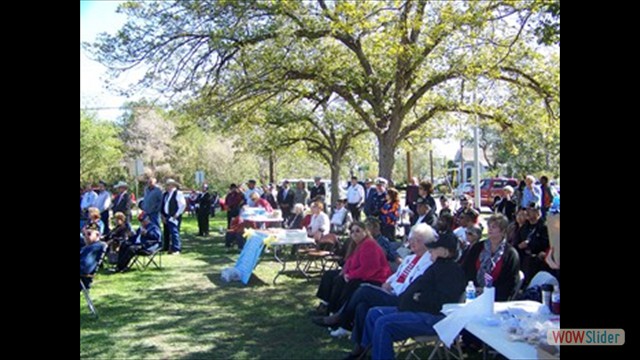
[304,234,341,274]
[80,241,108,317]
[131,243,162,271]
[401,335,465,360]
[400,292,467,360]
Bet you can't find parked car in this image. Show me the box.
[464,177,519,207]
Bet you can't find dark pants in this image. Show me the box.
[117,241,143,271]
[197,209,209,235]
[316,270,341,304]
[100,210,110,234]
[225,232,245,249]
[348,203,361,222]
[328,276,382,314]
[117,241,160,271]
[227,207,240,229]
[361,306,444,360]
[147,212,161,228]
[162,217,182,252]
[341,284,400,342]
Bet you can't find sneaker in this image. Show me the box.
[330,327,351,338]
[171,251,181,255]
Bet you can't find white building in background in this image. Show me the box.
[453,148,491,183]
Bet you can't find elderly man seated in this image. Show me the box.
[115,213,161,272]
[348,232,466,360]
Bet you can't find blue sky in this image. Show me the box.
[80,0,132,121]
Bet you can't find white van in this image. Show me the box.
[282,178,347,207]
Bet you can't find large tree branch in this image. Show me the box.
[400,70,459,119]
[396,105,447,142]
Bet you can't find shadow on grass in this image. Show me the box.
[82,213,355,359]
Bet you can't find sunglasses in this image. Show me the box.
[351,228,363,234]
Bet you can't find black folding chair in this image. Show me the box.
[131,243,163,271]
[80,241,108,317]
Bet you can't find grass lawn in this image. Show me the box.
[80,213,473,359]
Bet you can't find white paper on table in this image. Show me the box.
[434,287,495,348]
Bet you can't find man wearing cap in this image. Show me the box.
[112,181,133,223]
[411,197,434,227]
[116,213,162,272]
[309,176,326,210]
[363,178,375,217]
[346,176,365,221]
[356,232,466,360]
[244,180,262,207]
[370,178,388,218]
[277,180,295,221]
[161,179,186,254]
[196,183,212,236]
[142,177,163,228]
[93,180,112,234]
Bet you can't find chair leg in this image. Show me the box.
[80,280,97,317]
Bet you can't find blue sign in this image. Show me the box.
[234,232,266,285]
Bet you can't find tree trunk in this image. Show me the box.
[330,158,342,208]
[269,151,275,184]
[378,134,397,183]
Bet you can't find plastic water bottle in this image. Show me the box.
[465,281,476,302]
[551,285,560,314]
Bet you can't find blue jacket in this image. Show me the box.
[132,222,161,248]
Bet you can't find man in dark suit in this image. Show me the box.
[112,181,133,223]
[363,178,376,217]
[309,176,327,212]
[196,184,212,236]
[277,180,295,221]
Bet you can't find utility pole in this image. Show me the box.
[406,150,412,183]
[429,138,434,184]
[473,91,481,209]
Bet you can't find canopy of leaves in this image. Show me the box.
[80,111,125,184]
[86,0,559,180]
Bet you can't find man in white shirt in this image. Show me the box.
[81,183,97,220]
[346,176,365,221]
[244,179,262,207]
[330,199,349,232]
[161,179,186,254]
